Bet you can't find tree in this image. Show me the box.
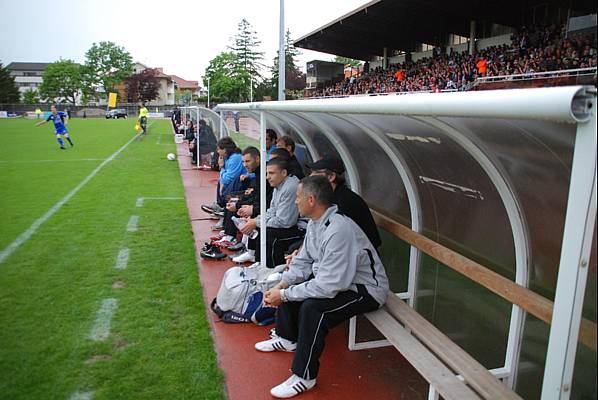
[38,59,82,105]
[228,19,265,80]
[180,90,192,105]
[84,41,133,97]
[0,62,20,103]
[203,52,250,103]
[22,89,39,104]
[124,68,160,103]
[334,56,362,68]
[271,30,306,99]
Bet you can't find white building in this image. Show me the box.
[7,62,49,98]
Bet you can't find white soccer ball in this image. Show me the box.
[167,153,176,161]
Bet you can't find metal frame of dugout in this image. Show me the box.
[179,106,228,168]
[215,85,597,400]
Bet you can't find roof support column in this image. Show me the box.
[469,20,477,55]
[383,47,388,69]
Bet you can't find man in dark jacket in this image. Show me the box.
[270,148,304,181]
[196,119,217,165]
[307,156,381,250]
[276,135,305,179]
[218,146,275,246]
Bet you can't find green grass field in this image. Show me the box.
[229,131,258,150]
[0,118,225,399]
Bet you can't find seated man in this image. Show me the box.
[276,135,305,179]
[217,146,263,248]
[307,156,382,250]
[196,119,217,166]
[255,175,389,398]
[266,128,278,160]
[269,148,304,180]
[233,158,303,267]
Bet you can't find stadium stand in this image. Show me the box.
[309,25,596,97]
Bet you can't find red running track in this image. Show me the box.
[175,140,427,400]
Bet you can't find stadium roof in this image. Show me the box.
[6,62,50,71]
[294,0,597,60]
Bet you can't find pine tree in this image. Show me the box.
[228,19,265,80]
[0,62,20,103]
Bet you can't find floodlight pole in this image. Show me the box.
[207,77,211,109]
[278,0,285,101]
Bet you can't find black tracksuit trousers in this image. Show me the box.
[275,284,379,380]
[248,226,304,268]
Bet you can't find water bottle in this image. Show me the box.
[232,216,258,239]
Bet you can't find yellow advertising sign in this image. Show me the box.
[108,92,117,108]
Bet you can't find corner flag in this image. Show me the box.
[108,92,117,108]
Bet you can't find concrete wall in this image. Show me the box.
[411,50,434,62]
[447,42,469,54]
[477,33,512,50]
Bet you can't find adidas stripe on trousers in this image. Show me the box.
[276,284,379,380]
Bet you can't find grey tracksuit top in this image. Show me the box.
[282,205,389,306]
[256,175,300,229]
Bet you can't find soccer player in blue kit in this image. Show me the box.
[35,105,74,150]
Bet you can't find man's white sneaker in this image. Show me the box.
[232,251,255,263]
[255,337,297,352]
[270,374,316,398]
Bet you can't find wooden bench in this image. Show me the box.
[358,209,597,399]
[366,293,522,400]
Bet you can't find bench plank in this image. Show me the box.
[366,308,482,400]
[371,209,597,352]
[384,294,522,400]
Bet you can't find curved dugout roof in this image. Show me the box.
[216,86,596,389]
[216,86,594,291]
[216,86,596,394]
[180,106,229,139]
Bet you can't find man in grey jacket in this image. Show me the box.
[256,175,389,398]
[234,157,304,267]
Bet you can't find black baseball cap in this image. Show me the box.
[306,156,345,174]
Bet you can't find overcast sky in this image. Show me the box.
[0,0,368,86]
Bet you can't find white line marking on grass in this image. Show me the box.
[135,197,184,207]
[89,298,118,341]
[0,158,105,164]
[0,134,140,265]
[69,390,94,400]
[126,215,139,232]
[115,248,130,270]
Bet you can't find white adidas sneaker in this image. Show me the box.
[255,337,297,352]
[270,374,316,398]
[232,251,255,263]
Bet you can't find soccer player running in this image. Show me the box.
[138,102,149,135]
[35,105,74,150]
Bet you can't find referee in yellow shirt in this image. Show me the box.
[138,102,149,135]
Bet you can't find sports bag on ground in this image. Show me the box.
[210,264,285,325]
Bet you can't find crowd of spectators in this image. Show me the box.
[312,24,597,97]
